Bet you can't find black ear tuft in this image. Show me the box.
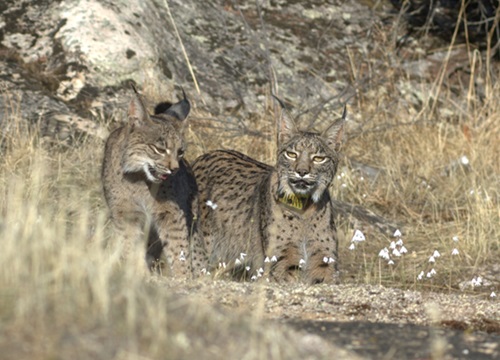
[154,102,173,115]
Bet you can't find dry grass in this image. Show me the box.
[1,6,499,358]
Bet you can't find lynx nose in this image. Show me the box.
[296,169,309,178]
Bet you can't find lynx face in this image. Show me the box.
[121,96,189,183]
[276,105,345,204]
[277,133,338,203]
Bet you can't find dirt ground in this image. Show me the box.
[158,278,500,359]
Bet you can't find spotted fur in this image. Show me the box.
[193,101,345,284]
[102,89,207,277]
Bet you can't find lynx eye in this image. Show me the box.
[284,151,297,160]
[312,155,327,164]
[150,145,166,155]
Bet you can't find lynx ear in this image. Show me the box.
[163,89,191,121]
[322,105,346,152]
[128,86,152,127]
[273,95,298,146]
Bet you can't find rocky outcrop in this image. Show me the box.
[1,0,378,140]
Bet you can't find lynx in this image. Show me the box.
[102,88,206,277]
[193,99,345,284]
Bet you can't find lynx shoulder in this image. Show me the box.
[193,99,346,284]
[102,88,206,277]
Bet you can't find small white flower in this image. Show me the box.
[432,250,441,258]
[429,256,436,263]
[362,194,367,198]
[452,236,459,242]
[206,200,218,210]
[393,229,402,237]
[264,257,270,263]
[426,272,432,278]
[348,243,356,251]
[389,241,396,249]
[471,277,482,287]
[240,253,247,260]
[417,271,424,280]
[341,183,347,188]
[392,248,401,257]
[323,256,329,263]
[451,248,459,256]
[430,268,436,275]
[340,172,345,177]
[396,239,404,246]
[460,155,469,165]
[299,259,306,268]
[201,268,211,276]
[245,266,251,271]
[399,246,408,254]
[359,176,364,181]
[251,275,257,281]
[235,258,242,265]
[327,257,335,264]
[179,251,186,262]
[351,230,366,242]
[378,248,390,260]
[257,267,264,274]
[388,260,394,265]
[270,255,278,262]
[491,292,497,298]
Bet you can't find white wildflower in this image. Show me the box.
[351,230,366,242]
[245,266,251,271]
[396,239,404,246]
[271,255,278,262]
[392,248,401,257]
[251,275,257,281]
[264,257,270,263]
[417,271,424,280]
[452,236,459,242]
[491,292,497,298]
[428,256,436,263]
[179,251,186,262]
[432,250,441,258]
[388,260,394,265]
[471,276,482,287]
[378,248,390,260]
[341,183,347,188]
[400,246,408,254]
[323,256,329,263]
[451,248,459,256]
[426,272,432,278]
[389,241,396,249]
[206,200,218,210]
[327,257,335,264]
[430,268,436,275]
[240,253,247,260]
[257,267,264,274]
[348,243,356,251]
[299,259,306,268]
[393,229,402,237]
[235,258,242,265]
[460,155,469,165]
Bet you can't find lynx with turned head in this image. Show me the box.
[102,88,206,277]
[193,99,345,284]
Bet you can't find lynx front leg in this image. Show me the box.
[303,236,339,285]
[268,241,302,282]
